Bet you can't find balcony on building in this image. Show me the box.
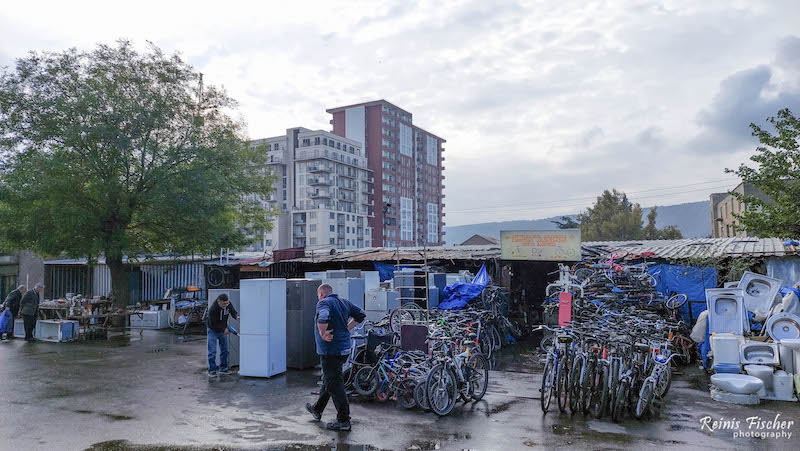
[310,190,331,199]
[308,163,332,173]
[309,176,332,186]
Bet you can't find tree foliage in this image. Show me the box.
[0,41,275,304]
[727,108,800,239]
[551,215,579,229]
[578,190,683,241]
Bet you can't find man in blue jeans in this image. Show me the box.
[207,293,239,377]
[305,283,366,431]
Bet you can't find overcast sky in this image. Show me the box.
[2,1,799,226]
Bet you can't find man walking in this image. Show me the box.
[306,283,365,431]
[2,285,26,339]
[20,283,43,342]
[207,293,239,377]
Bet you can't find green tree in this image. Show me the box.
[727,108,800,238]
[578,191,682,241]
[551,215,580,229]
[642,207,660,239]
[578,189,643,241]
[642,207,683,240]
[0,41,275,305]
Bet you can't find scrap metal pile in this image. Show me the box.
[538,259,693,422]
[343,285,520,417]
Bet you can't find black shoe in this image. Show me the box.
[219,368,231,375]
[207,370,218,377]
[326,420,351,431]
[305,403,321,422]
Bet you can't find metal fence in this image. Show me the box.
[45,265,92,299]
[140,263,206,301]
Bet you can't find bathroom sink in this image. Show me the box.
[740,343,779,365]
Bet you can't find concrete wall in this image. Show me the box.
[17,250,44,288]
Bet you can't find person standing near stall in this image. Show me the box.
[305,283,365,431]
[20,283,43,342]
[206,293,239,376]
[2,285,26,339]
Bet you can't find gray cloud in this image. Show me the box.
[691,38,800,154]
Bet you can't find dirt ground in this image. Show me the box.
[1,330,798,450]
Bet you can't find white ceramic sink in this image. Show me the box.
[711,374,764,395]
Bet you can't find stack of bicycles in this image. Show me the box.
[538,258,694,422]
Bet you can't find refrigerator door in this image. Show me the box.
[239,334,269,377]
[268,279,287,376]
[240,280,270,335]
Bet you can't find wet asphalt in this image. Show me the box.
[1,330,798,451]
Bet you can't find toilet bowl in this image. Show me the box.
[740,342,780,365]
[711,373,764,394]
[744,364,773,397]
[713,363,742,374]
[780,338,800,373]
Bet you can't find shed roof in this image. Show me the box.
[583,237,798,259]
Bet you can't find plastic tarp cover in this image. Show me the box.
[439,263,490,310]
[648,264,718,323]
[373,262,413,282]
[766,257,800,287]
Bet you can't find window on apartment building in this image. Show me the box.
[330,212,335,219]
[315,137,320,145]
[310,211,316,219]
[310,238,317,245]
[330,225,335,232]
[323,138,328,146]
[330,238,335,245]
[309,224,316,232]
[336,142,341,149]
[400,197,413,241]
[399,123,412,156]
[426,135,437,165]
[427,203,438,243]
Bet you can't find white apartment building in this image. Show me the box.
[248,127,374,252]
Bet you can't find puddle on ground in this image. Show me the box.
[88,442,388,451]
[586,420,626,435]
[73,409,135,421]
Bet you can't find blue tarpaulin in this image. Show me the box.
[439,263,490,310]
[648,264,717,324]
[373,262,413,282]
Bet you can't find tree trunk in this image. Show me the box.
[107,254,130,307]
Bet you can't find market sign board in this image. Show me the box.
[500,230,581,261]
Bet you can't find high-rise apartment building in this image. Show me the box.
[248,127,374,252]
[327,100,445,248]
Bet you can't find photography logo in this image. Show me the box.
[700,414,794,440]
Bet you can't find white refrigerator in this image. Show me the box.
[239,278,287,377]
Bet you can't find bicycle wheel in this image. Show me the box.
[390,306,421,333]
[414,380,430,411]
[354,367,377,396]
[487,323,502,351]
[541,357,556,413]
[635,380,654,420]
[376,381,390,403]
[569,358,583,414]
[397,379,417,409]
[591,365,609,418]
[655,367,672,398]
[612,383,628,423]
[556,359,569,413]
[467,353,489,402]
[581,359,595,414]
[426,364,457,416]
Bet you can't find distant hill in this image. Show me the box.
[443,201,710,245]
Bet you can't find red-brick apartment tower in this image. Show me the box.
[327,100,445,248]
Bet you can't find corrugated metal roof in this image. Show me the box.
[583,237,798,259]
[277,245,501,264]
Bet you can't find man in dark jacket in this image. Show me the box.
[305,283,366,431]
[2,285,26,339]
[20,283,43,342]
[207,293,239,376]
